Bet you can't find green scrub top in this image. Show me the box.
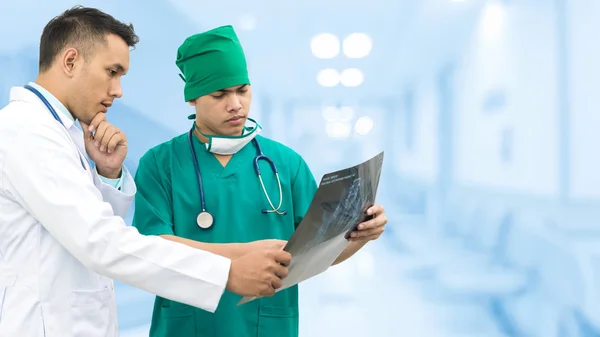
[132,133,318,337]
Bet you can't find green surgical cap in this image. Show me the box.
[176,25,250,102]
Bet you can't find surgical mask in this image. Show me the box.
[193,117,261,155]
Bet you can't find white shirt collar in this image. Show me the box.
[25,82,77,129]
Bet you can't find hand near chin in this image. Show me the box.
[80,113,127,178]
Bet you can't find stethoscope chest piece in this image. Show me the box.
[196,211,214,229]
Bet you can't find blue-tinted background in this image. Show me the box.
[2,0,600,336]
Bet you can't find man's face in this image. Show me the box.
[190,84,252,137]
[69,34,130,124]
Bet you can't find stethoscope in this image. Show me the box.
[187,126,286,229]
[23,84,87,170]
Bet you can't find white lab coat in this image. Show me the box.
[0,86,231,337]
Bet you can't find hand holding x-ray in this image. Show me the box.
[238,152,384,305]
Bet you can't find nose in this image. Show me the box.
[110,81,123,99]
[226,95,242,112]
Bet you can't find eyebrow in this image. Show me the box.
[218,84,248,93]
[110,63,126,74]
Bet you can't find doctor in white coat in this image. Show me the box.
[0,6,291,337]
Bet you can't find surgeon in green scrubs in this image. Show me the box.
[132,25,388,337]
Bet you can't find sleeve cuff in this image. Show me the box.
[97,166,125,191]
[194,255,231,313]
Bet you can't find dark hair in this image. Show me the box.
[38,6,140,71]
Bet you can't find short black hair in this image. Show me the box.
[38,6,140,72]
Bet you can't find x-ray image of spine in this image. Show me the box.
[312,176,374,245]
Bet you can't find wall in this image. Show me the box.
[395,75,439,183]
[453,0,559,197]
[568,0,600,200]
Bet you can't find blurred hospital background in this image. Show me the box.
[2,0,600,336]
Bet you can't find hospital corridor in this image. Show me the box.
[2,0,600,336]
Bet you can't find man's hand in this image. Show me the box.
[226,249,292,297]
[347,204,387,242]
[333,204,388,265]
[81,113,127,178]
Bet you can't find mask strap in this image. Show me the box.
[244,118,262,133]
[193,123,212,139]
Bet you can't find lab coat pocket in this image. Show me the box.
[257,306,299,337]
[0,273,17,325]
[70,286,113,337]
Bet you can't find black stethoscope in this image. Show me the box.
[23,84,87,170]
[187,126,287,229]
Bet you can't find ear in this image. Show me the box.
[61,48,80,77]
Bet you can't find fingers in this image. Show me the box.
[92,121,108,147]
[271,250,292,267]
[255,278,276,297]
[271,277,283,290]
[349,233,382,242]
[258,268,284,297]
[90,121,125,153]
[87,113,107,134]
[260,285,276,297]
[348,205,387,241]
[272,262,289,279]
[349,226,385,239]
[96,125,120,152]
[366,204,384,216]
[356,215,387,231]
[93,122,112,147]
[356,205,387,230]
[262,262,287,296]
[105,132,126,154]
[357,215,388,231]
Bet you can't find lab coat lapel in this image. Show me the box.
[10,86,74,128]
[68,125,94,173]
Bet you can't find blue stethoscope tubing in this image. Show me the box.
[23,84,87,170]
[187,127,286,229]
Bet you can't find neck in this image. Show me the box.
[35,73,76,120]
[193,122,210,144]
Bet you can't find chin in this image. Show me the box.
[221,129,242,137]
[222,123,243,133]
[235,125,247,135]
[80,114,95,125]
